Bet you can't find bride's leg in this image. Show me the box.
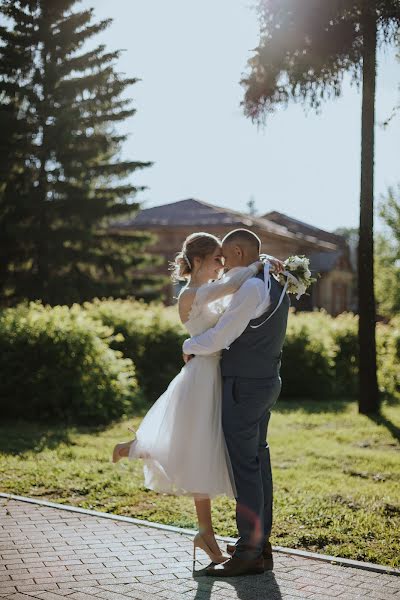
[193,496,222,556]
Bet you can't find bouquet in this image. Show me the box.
[261,254,316,300]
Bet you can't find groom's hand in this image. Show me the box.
[183,352,195,364]
[263,256,284,274]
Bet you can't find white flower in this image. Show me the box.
[295,282,307,299]
[278,255,315,299]
[285,256,304,269]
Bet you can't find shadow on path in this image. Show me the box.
[192,566,282,600]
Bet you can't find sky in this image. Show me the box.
[81,0,400,233]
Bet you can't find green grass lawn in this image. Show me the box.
[0,400,399,568]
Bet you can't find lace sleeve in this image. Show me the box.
[188,263,259,320]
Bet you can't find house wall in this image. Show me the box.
[144,224,306,267]
[128,224,354,314]
[140,225,303,303]
[314,270,354,315]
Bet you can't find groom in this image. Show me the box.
[183,229,290,577]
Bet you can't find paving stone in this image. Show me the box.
[1,498,399,600]
[59,588,96,600]
[120,591,158,600]
[279,595,313,600]
[385,580,400,590]
[301,584,345,596]
[5,594,41,600]
[32,592,76,600]
[365,590,400,599]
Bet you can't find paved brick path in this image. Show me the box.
[0,498,399,600]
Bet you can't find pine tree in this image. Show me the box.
[0,0,161,305]
[246,196,258,216]
[241,0,400,415]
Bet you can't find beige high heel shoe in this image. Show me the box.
[112,440,133,463]
[112,426,136,463]
[193,532,230,567]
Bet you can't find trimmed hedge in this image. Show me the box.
[0,302,138,423]
[84,299,187,404]
[282,311,400,399]
[377,315,400,400]
[1,301,398,423]
[86,300,399,402]
[280,312,337,398]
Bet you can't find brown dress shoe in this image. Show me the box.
[206,555,264,577]
[226,540,273,571]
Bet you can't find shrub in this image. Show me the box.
[281,311,337,398]
[331,313,359,397]
[377,317,400,401]
[85,299,186,403]
[1,300,398,421]
[86,301,399,403]
[0,302,138,423]
[282,311,399,400]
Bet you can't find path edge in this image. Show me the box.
[1,491,398,577]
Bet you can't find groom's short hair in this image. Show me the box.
[222,229,261,253]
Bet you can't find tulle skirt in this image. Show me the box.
[128,354,236,499]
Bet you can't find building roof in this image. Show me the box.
[118,198,286,234]
[116,198,338,250]
[263,211,347,248]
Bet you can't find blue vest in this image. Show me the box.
[221,271,290,379]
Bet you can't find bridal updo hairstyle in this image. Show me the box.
[171,232,221,282]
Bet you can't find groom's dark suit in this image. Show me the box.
[221,271,289,560]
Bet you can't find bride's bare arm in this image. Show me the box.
[207,253,287,300]
[195,262,263,304]
[183,278,266,357]
[178,263,262,324]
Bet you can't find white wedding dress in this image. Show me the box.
[128,265,261,499]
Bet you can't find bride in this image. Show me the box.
[112,232,280,565]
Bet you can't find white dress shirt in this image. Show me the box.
[182,264,271,356]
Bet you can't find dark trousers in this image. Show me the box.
[222,376,281,560]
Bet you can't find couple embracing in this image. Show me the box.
[113,228,290,577]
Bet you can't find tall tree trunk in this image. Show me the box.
[358,11,379,414]
[36,6,50,302]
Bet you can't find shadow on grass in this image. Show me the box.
[0,398,355,455]
[276,398,352,414]
[0,395,153,457]
[0,419,113,455]
[368,413,400,444]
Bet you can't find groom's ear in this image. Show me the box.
[233,244,243,258]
